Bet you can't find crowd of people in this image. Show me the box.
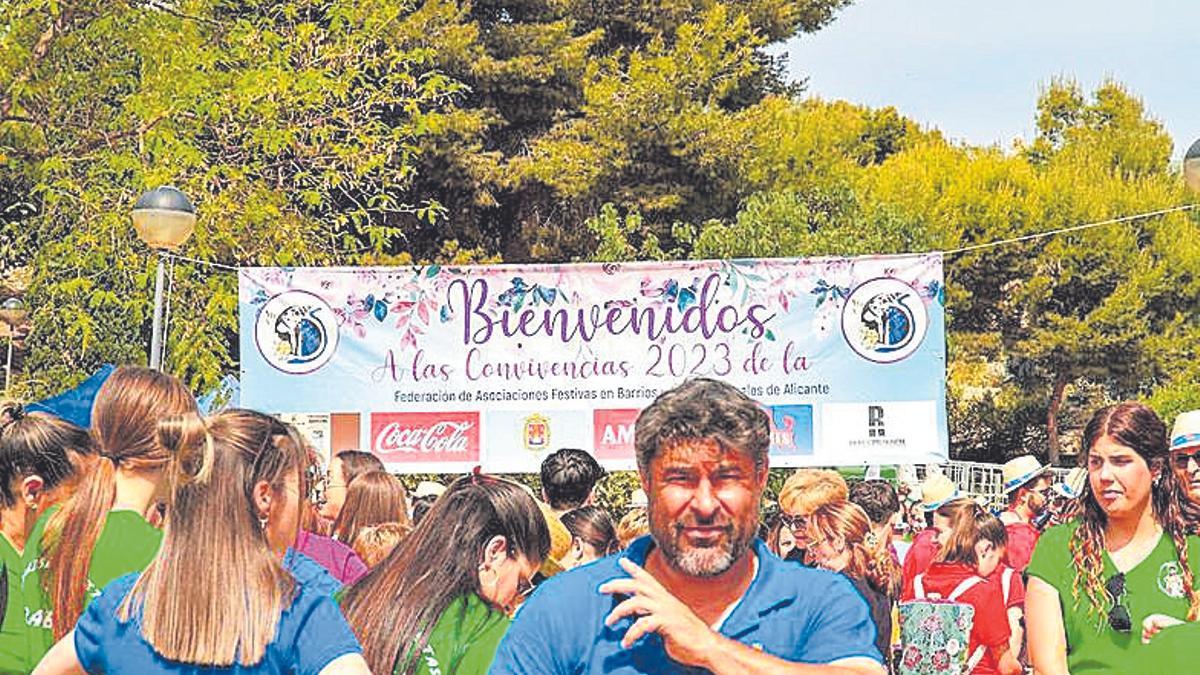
[0,368,1199,673]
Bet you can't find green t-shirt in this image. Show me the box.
[1143,620,1200,671]
[1026,520,1200,674]
[406,593,511,675]
[0,533,31,674]
[20,507,161,669]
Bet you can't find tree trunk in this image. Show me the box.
[1046,373,1069,465]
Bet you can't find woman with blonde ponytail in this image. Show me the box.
[21,367,196,663]
[806,500,899,666]
[1026,402,1200,674]
[33,409,369,674]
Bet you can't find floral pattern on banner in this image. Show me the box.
[898,600,974,675]
[240,254,945,347]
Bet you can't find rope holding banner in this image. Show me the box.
[159,202,1200,271]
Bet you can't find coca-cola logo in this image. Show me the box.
[370,412,481,462]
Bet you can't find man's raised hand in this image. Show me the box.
[599,557,720,667]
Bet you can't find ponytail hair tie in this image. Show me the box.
[0,401,25,431]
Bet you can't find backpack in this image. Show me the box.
[897,574,986,675]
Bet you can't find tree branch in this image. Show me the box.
[1,6,78,120]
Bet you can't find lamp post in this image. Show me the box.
[1186,139,1200,194]
[131,186,196,370]
[0,297,25,397]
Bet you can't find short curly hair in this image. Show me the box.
[540,448,605,511]
[634,378,769,476]
[778,469,847,516]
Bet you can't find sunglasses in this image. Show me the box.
[1105,572,1131,633]
[780,513,808,531]
[1173,449,1200,471]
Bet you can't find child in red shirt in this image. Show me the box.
[901,500,1021,675]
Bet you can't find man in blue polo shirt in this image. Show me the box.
[490,378,885,674]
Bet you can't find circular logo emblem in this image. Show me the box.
[841,277,928,364]
[254,290,339,375]
[1158,561,1186,599]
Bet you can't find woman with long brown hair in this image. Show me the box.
[33,409,370,674]
[341,473,550,674]
[22,366,196,662]
[806,500,899,666]
[0,403,94,671]
[319,450,385,523]
[1026,402,1200,673]
[330,470,410,546]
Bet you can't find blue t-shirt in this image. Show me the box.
[490,536,882,674]
[74,574,361,674]
[284,549,342,597]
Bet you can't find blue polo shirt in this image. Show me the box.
[490,536,882,673]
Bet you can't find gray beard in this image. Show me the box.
[655,525,753,577]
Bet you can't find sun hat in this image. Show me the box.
[1052,467,1087,499]
[919,472,960,512]
[1170,410,1200,453]
[1001,455,1051,494]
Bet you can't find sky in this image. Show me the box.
[776,0,1199,157]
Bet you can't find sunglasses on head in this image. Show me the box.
[1105,572,1131,633]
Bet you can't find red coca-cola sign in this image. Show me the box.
[593,409,639,460]
[371,412,481,462]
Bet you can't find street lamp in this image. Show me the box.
[131,186,196,370]
[1186,139,1200,194]
[0,297,25,397]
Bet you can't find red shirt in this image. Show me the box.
[989,564,1025,609]
[1003,520,1039,572]
[902,562,1012,675]
[901,528,940,588]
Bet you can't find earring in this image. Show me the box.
[259,515,268,529]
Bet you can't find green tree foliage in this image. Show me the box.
[2,0,853,395]
[396,0,855,259]
[590,80,1200,464]
[1,0,466,393]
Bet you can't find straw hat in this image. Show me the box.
[536,500,571,578]
[1053,467,1087,499]
[1001,455,1050,494]
[919,472,960,512]
[1170,410,1200,453]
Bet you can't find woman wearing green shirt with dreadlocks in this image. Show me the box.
[1026,402,1200,674]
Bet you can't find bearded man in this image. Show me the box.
[491,379,884,674]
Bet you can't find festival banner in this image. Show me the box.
[238,255,948,471]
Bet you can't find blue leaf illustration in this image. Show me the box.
[535,286,559,305]
[373,300,388,322]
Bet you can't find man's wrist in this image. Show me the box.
[693,630,736,671]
